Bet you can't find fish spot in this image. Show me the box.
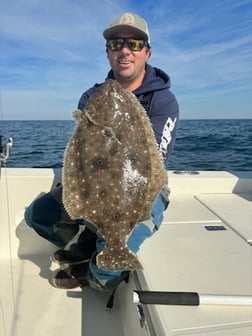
[112,212,121,221]
[99,189,107,197]
[82,190,90,198]
[92,157,108,170]
[103,129,113,138]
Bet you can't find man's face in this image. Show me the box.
[106,30,151,90]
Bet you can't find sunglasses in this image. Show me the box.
[106,38,148,52]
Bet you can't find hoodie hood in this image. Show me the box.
[106,64,171,96]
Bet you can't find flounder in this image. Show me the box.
[62,79,167,270]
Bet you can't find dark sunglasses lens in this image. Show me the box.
[108,39,124,51]
[107,38,146,51]
[127,39,145,51]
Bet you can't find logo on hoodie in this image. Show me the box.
[160,117,177,159]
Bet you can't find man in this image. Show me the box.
[25,12,179,290]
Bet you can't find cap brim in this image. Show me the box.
[103,25,149,42]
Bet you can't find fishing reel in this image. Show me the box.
[0,135,13,165]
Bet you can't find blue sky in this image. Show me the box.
[1,0,252,120]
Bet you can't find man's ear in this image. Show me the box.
[145,48,151,62]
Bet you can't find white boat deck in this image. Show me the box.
[0,169,251,335]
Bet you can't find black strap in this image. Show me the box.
[106,271,130,310]
[139,91,153,115]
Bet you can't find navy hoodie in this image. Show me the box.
[78,64,179,169]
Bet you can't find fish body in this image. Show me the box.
[62,79,167,270]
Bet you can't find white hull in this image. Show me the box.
[0,169,251,335]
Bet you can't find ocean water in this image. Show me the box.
[1,119,252,171]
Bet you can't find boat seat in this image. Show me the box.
[196,193,252,245]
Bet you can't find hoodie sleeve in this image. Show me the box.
[148,89,179,168]
[77,83,102,111]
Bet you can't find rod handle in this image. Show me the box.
[134,291,200,306]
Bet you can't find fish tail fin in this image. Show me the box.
[97,246,143,271]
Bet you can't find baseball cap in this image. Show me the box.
[103,12,150,44]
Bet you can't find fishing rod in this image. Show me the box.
[133,290,252,306]
[0,90,13,173]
